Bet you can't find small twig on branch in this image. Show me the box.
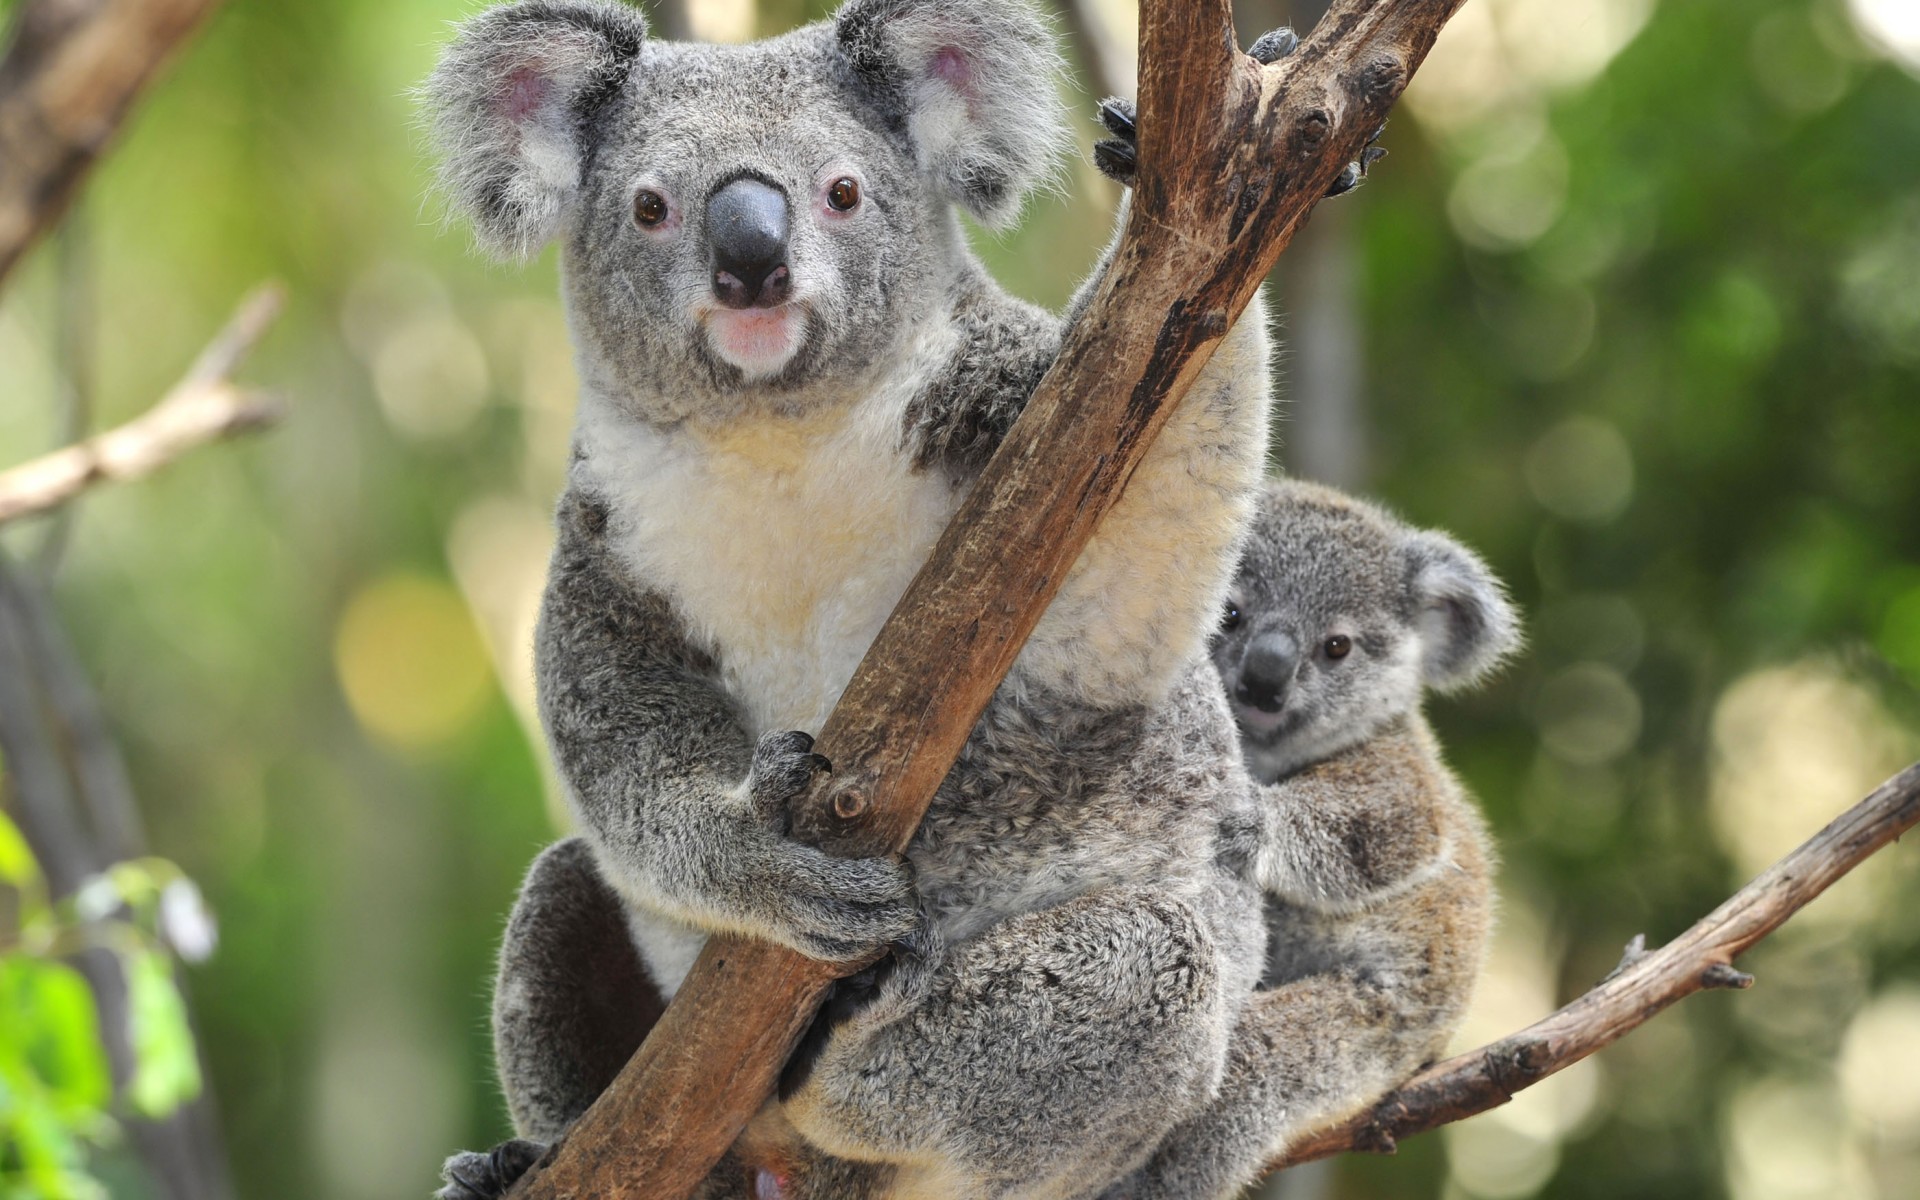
[0,0,228,286]
[0,283,285,527]
[1267,760,1920,1171]
[504,3,1468,1198]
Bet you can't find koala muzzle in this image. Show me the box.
[1236,631,1300,713]
[708,176,792,310]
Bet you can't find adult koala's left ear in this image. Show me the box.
[834,0,1069,228]
[1404,530,1522,693]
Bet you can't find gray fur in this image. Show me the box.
[1106,480,1519,1200]
[424,3,1274,1197]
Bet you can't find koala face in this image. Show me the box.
[425,0,1068,415]
[1214,481,1520,781]
[563,33,943,399]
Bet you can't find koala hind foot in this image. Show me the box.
[437,1140,544,1200]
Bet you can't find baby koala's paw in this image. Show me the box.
[437,1140,544,1200]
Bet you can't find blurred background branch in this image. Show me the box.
[0,0,228,286]
[0,283,284,525]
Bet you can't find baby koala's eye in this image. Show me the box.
[827,177,861,212]
[1323,634,1352,661]
[633,189,669,228]
[1220,600,1242,631]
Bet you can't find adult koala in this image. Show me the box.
[423,1,1280,1197]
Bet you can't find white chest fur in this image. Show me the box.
[575,384,959,738]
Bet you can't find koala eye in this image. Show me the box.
[633,189,669,228]
[1221,600,1242,631]
[1323,635,1352,661]
[827,177,861,212]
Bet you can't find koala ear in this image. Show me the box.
[834,0,1069,228]
[422,1,648,259]
[1404,530,1522,693]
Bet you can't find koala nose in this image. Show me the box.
[708,176,791,310]
[1235,631,1300,713]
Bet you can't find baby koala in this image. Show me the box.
[1106,478,1521,1200]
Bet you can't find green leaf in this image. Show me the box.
[122,948,201,1119]
[0,958,110,1114]
[0,811,38,890]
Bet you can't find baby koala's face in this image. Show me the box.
[1211,481,1520,783]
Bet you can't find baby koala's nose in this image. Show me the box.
[1236,631,1300,713]
[708,176,791,310]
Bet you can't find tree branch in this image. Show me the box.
[0,283,284,527]
[503,3,1468,1198]
[0,0,227,286]
[1268,759,1920,1171]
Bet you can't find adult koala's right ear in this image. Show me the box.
[422,1,647,259]
[834,0,1069,228]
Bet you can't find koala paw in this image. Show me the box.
[739,731,921,963]
[1248,26,1300,65]
[437,1140,544,1200]
[1092,96,1137,187]
[746,729,834,832]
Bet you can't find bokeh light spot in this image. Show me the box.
[1839,985,1920,1143]
[1879,583,1920,683]
[334,574,493,750]
[1534,662,1642,765]
[1524,416,1635,523]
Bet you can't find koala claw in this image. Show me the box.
[747,730,832,829]
[1325,123,1389,199]
[1092,96,1138,187]
[437,1140,544,1200]
[1248,27,1300,65]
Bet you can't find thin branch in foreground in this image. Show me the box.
[0,0,229,286]
[0,283,285,527]
[1268,760,1920,1172]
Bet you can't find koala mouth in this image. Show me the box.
[703,304,809,381]
[1231,698,1303,743]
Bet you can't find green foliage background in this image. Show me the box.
[1,1,1918,1198]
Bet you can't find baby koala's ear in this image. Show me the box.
[834,0,1069,228]
[422,1,648,259]
[1404,529,1521,693]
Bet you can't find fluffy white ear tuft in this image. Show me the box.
[1404,529,1523,693]
[834,0,1070,229]
[422,0,648,260]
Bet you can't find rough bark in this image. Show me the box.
[503,3,1469,1197]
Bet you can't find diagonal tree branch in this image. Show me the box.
[0,0,227,287]
[504,3,1469,1198]
[1268,760,1920,1171]
[0,283,285,527]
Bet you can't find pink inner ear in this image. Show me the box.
[930,46,974,95]
[502,66,552,124]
